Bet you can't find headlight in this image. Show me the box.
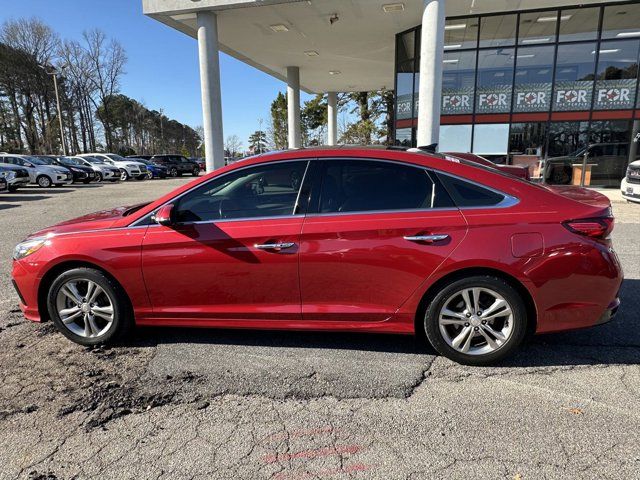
[1,171,16,181]
[13,237,49,260]
[127,164,137,168]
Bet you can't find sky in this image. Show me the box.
[1,0,314,147]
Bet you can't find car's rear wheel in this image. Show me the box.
[169,167,178,177]
[37,175,52,188]
[192,167,200,176]
[423,275,527,366]
[47,268,132,346]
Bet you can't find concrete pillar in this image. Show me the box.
[197,11,225,171]
[287,66,301,149]
[327,92,338,146]
[416,0,445,149]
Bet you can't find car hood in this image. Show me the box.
[29,203,149,238]
[628,160,640,168]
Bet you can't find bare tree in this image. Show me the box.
[224,134,243,157]
[83,29,126,151]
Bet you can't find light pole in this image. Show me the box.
[41,64,68,156]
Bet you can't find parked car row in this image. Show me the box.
[0,153,201,192]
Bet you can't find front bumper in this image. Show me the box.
[55,173,73,185]
[12,260,41,322]
[621,178,640,203]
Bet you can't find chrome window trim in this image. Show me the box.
[129,159,312,228]
[308,156,519,217]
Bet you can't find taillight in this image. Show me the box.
[563,217,614,239]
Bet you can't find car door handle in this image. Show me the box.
[254,242,296,250]
[403,234,450,243]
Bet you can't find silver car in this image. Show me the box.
[0,154,72,187]
[73,156,121,182]
[0,164,31,192]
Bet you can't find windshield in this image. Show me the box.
[84,156,105,164]
[61,157,82,166]
[25,156,46,165]
[35,156,55,165]
[106,154,126,161]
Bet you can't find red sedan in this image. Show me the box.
[11,147,622,365]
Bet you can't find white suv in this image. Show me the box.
[79,153,147,181]
[621,160,640,203]
[0,154,73,187]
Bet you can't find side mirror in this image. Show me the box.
[152,204,174,226]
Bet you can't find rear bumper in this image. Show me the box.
[593,297,620,327]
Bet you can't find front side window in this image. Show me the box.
[174,160,308,222]
[317,159,452,214]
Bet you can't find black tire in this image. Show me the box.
[47,267,132,346]
[423,275,528,366]
[8,185,19,192]
[95,172,103,183]
[192,167,200,176]
[82,179,91,184]
[37,175,52,188]
[135,174,146,181]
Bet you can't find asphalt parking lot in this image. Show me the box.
[0,180,639,480]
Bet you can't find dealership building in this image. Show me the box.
[143,0,640,187]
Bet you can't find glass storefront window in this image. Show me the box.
[479,14,517,48]
[545,122,589,185]
[518,11,557,45]
[439,125,472,152]
[476,48,514,114]
[445,17,478,50]
[395,128,412,147]
[441,51,475,115]
[602,3,640,40]
[593,40,640,110]
[512,45,554,112]
[586,120,633,186]
[553,42,597,111]
[509,123,546,157]
[558,7,600,42]
[395,31,415,121]
[472,124,510,156]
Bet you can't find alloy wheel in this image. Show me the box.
[120,170,129,181]
[55,279,115,338]
[438,287,514,356]
[170,167,178,177]
[37,175,52,188]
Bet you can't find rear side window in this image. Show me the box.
[318,159,453,214]
[436,173,505,208]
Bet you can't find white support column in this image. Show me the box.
[417,0,445,149]
[197,11,225,171]
[287,66,301,149]
[327,92,338,146]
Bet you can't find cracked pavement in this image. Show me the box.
[1,180,639,479]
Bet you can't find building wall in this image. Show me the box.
[394,0,640,187]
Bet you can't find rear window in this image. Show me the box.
[436,173,505,208]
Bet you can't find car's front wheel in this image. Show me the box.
[47,267,132,346]
[423,275,528,366]
[120,169,129,181]
[192,167,200,176]
[36,175,52,188]
[169,167,178,177]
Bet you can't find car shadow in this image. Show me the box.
[21,187,74,195]
[118,279,639,368]
[0,203,20,211]
[1,195,51,202]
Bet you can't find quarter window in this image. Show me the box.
[173,161,308,222]
[436,173,506,207]
[318,160,453,213]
